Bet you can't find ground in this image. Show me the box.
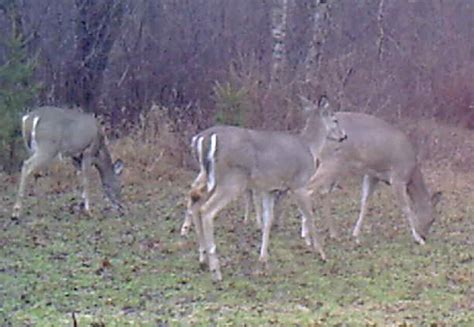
[0,163,473,326]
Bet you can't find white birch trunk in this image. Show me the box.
[269,0,289,88]
[304,0,329,83]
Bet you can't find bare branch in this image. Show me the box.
[376,0,385,60]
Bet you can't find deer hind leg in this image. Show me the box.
[352,175,379,243]
[198,178,245,281]
[254,191,263,229]
[189,192,208,269]
[293,188,326,261]
[181,171,207,236]
[307,162,340,240]
[243,189,252,225]
[12,150,56,219]
[183,172,209,266]
[243,189,263,230]
[392,180,425,245]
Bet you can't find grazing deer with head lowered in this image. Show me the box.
[187,96,347,281]
[299,97,441,245]
[11,106,124,219]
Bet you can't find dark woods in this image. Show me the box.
[0,0,473,169]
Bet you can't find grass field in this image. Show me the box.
[1,163,473,326]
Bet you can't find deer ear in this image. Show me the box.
[298,95,315,112]
[113,159,124,176]
[431,191,442,207]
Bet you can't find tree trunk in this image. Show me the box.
[269,0,289,89]
[304,0,330,83]
[65,0,124,112]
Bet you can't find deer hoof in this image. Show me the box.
[78,203,93,217]
[329,230,339,240]
[412,230,426,245]
[211,269,222,282]
[252,260,270,277]
[11,204,21,219]
[180,225,190,237]
[416,237,426,246]
[319,250,327,262]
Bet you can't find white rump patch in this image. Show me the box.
[21,114,30,150]
[196,136,204,169]
[191,135,198,149]
[21,114,29,129]
[31,115,40,153]
[206,133,217,192]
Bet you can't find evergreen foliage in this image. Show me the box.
[0,1,39,171]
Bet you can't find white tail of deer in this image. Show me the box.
[12,106,124,219]
[304,105,441,244]
[186,95,347,281]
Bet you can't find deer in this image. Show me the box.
[298,97,441,245]
[11,106,124,219]
[186,96,347,281]
[184,98,441,251]
[180,137,263,237]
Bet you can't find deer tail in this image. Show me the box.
[205,133,218,192]
[190,131,218,204]
[21,113,40,153]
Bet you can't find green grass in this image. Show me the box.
[1,172,473,326]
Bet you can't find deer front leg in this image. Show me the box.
[79,154,93,216]
[392,180,426,245]
[299,208,312,246]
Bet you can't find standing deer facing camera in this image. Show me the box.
[187,96,347,281]
[12,106,124,219]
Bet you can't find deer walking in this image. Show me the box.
[187,96,347,281]
[303,105,441,245]
[184,98,440,251]
[12,106,124,219]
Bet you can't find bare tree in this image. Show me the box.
[269,0,289,89]
[64,0,124,111]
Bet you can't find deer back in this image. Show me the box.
[23,106,99,157]
[197,125,316,192]
[319,112,417,182]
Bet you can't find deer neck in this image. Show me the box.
[300,116,328,159]
[94,146,116,184]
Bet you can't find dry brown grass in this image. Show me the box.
[403,118,474,172]
[109,104,193,187]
